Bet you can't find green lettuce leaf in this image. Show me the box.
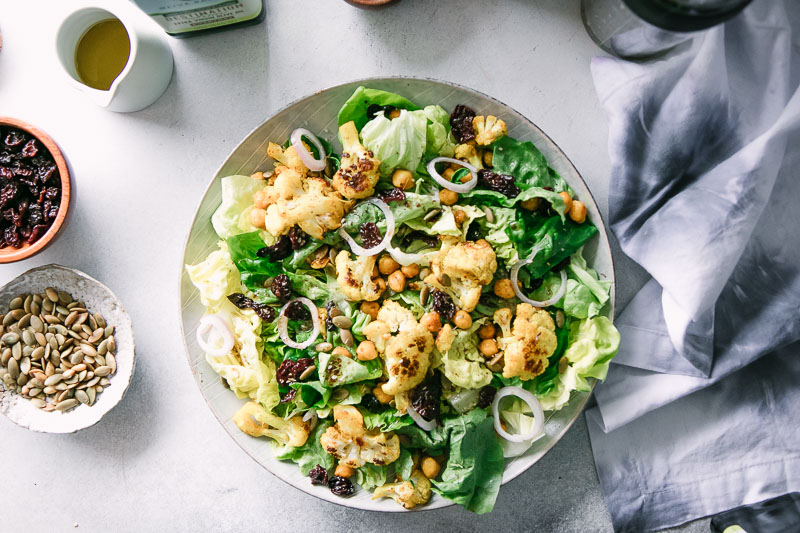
[395,448,415,480]
[491,136,569,192]
[274,420,334,474]
[226,232,281,291]
[437,319,493,390]
[361,110,428,176]
[362,409,413,432]
[420,105,456,158]
[211,175,267,239]
[318,351,382,387]
[355,463,390,491]
[337,86,421,130]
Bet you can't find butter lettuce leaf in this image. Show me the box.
[185,243,240,310]
[437,319,493,390]
[361,110,427,177]
[318,351,382,387]
[211,175,267,239]
[274,420,334,474]
[337,86,421,130]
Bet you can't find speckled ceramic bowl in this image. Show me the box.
[0,264,135,433]
[180,78,615,511]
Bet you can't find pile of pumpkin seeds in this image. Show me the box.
[0,288,117,412]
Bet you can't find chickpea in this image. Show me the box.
[335,464,355,478]
[360,301,380,320]
[388,109,401,119]
[439,189,459,206]
[373,385,393,403]
[250,171,265,180]
[477,323,496,340]
[559,191,573,213]
[356,340,378,361]
[453,310,473,330]
[493,279,516,299]
[421,457,440,479]
[372,263,380,279]
[569,200,587,224]
[375,277,387,295]
[248,207,267,229]
[420,311,442,333]
[483,150,493,167]
[254,189,270,209]
[387,270,407,293]
[332,346,352,359]
[392,169,414,191]
[520,198,540,211]
[400,263,420,278]
[479,338,499,357]
[378,254,400,275]
[453,209,467,226]
[442,167,456,182]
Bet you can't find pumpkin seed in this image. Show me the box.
[107,336,116,353]
[43,314,61,325]
[97,340,108,355]
[45,362,55,376]
[315,342,333,352]
[483,206,495,223]
[85,376,100,388]
[75,313,88,326]
[1,348,11,365]
[16,373,27,387]
[28,315,43,333]
[43,385,57,395]
[57,291,72,306]
[329,307,343,318]
[44,374,64,386]
[44,288,59,302]
[424,208,443,222]
[56,399,78,411]
[31,346,45,361]
[332,388,350,402]
[299,365,316,381]
[93,366,112,377]
[339,329,355,347]
[23,295,33,313]
[88,329,103,344]
[22,329,35,346]
[7,358,19,379]
[55,305,70,316]
[106,354,116,374]
[3,313,15,326]
[81,343,97,357]
[29,398,46,408]
[20,357,31,375]
[94,313,106,329]
[69,351,84,365]
[87,387,96,405]
[18,313,31,329]
[34,331,46,346]
[332,316,353,329]
[9,296,23,310]
[99,378,110,387]
[441,273,452,287]
[30,301,40,316]
[75,390,90,405]
[420,285,431,306]
[11,342,21,360]
[555,310,565,329]
[1,332,19,345]
[78,370,87,382]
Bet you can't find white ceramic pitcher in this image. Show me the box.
[55,1,173,112]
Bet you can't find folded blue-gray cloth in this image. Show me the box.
[585,0,800,530]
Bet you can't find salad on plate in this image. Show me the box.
[186,86,620,513]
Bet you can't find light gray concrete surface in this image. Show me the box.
[0,1,708,531]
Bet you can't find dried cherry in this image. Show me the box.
[271,274,292,302]
[257,235,291,261]
[276,357,315,386]
[359,222,382,249]
[328,476,354,496]
[410,375,442,421]
[430,290,456,321]
[309,465,329,486]
[478,169,520,198]
[378,187,405,203]
[450,104,476,144]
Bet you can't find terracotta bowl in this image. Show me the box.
[343,0,398,8]
[0,117,71,264]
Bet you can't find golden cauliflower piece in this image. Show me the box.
[435,324,456,352]
[423,239,497,312]
[495,303,558,381]
[373,469,432,509]
[335,250,383,302]
[267,142,311,176]
[454,142,483,170]
[472,115,507,146]
[262,168,347,239]
[320,405,401,468]
[362,301,434,396]
[233,401,310,447]
[332,121,381,199]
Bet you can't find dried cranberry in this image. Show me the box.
[25,224,48,243]
[450,104,476,144]
[0,167,12,179]
[44,187,60,200]
[378,187,405,203]
[20,139,38,158]
[271,274,292,301]
[4,130,25,148]
[38,164,57,183]
[280,389,298,404]
[328,476,354,496]
[477,386,497,409]
[257,235,291,261]
[226,293,276,322]
[12,161,34,177]
[0,182,18,209]
[309,465,329,486]
[359,222,382,249]
[478,169,520,198]
[284,300,310,321]
[3,226,20,248]
[430,290,456,321]
[410,375,441,421]
[287,226,307,250]
[276,357,314,386]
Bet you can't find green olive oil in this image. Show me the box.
[75,19,131,91]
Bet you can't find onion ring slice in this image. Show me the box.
[338,198,395,256]
[491,386,545,443]
[196,314,235,357]
[290,128,326,172]
[510,253,568,307]
[426,157,478,193]
[277,297,321,350]
[406,403,438,431]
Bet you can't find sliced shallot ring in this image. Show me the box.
[290,128,327,172]
[277,297,321,350]
[491,386,545,443]
[426,156,478,193]
[196,314,235,357]
[510,254,568,307]
[407,403,438,431]
[338,198,395,256]
[387,244,427,266]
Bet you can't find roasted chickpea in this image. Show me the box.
[569,200,587,224]
[453,209,467,226]
[479,338,499,357]
[439,189,459,206]
[559,191,573,213]
[400,263,420,278]
[248,207,267,229]
[493,279,516,299]
[360,301,380,320]
[442,167,456,182]
[477,323,496,340]
[335,464,355,478]
[378,254,400,275]
[483,151,493,167]
[373,385,393,403]
[250,171,266,180]
[375,277,387,295]
[453,310,472,330]
[372,263,380,279]
[253,189,271,209]
[389,109,402,119]
[421,457,440,479]
[392,169,414,191]
[520,198,540,211]
[420,311,442,333]
[332,346,352,358]
[387,270,407,292]
[356,340,378,361]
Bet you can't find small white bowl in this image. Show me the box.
[0,264,135,433]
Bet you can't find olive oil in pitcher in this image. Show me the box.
[74,18,130,91]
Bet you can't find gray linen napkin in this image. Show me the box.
[585,0,800,529]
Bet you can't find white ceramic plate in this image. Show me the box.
[179,78,614,511]
[0,264,135,433]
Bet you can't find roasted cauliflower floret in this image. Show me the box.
[373,469,432,509]
[435,324,456,352]
[454,142,483,170]
[262,168,347,239]
[495,303,558,381]
[362,301,434,396]
[335,251,383,302]
[233,401,310,447]
[472,115,507,146]
[332,121,381,199]
[267,142,310,176]
[424,239,497,312]
[320,405,401,468]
